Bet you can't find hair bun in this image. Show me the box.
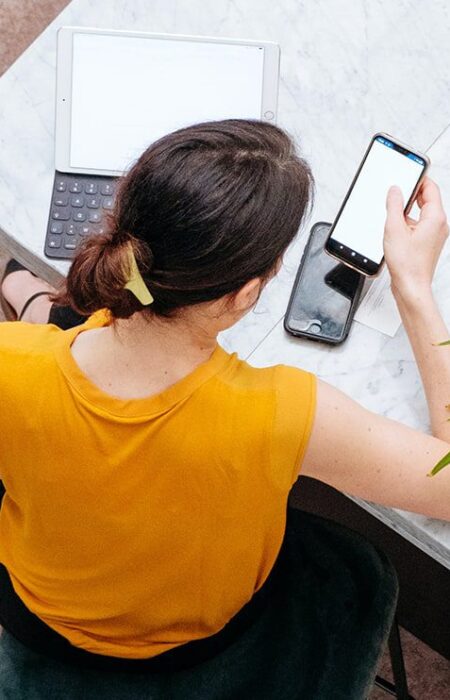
[52,233,153,319]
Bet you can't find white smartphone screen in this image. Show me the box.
[69,33,265,173]
[328,135,426,268]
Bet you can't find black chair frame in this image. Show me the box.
[373,615,415,700]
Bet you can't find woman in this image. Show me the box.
[0,119,449,695]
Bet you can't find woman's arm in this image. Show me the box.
[395,290,450,442]
[385,178,450,441]
[301,379,450,520]
[301,177,450,520]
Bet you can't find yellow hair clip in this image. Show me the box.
[123,243,154,306]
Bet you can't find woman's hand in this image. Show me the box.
[383,177,449,302]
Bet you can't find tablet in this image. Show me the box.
[55,27,280,176]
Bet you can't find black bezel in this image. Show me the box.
[326,237,379,276]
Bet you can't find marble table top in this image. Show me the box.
[1,0,450,569]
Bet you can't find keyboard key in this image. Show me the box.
[64,241,77,250]
[48,236,62,249]
[89,211,102,223]
[86,196,100,208]
[80,225,91,236]
[91,226,106,235]
[73,211,86,222]
[54,195,69,207]
[71,195,85,207]
[55,179,66,192]
[100,182,114,195]
[50,222,64,234]
[52,209,70,220]
[69,181,83,193]
[66,223,79,236]
[102,197,114,209]
[85,182,98,194]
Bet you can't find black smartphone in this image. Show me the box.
[325,132,429,276]
[284,222,364,345]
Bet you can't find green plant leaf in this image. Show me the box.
[435,339,450,346]
[428,450,450,477]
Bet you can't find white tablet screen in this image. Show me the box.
[70,33,265,173]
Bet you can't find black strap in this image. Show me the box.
[18,291,51,321]
[48,303,86,330]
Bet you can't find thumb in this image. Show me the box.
[385,185,405,228]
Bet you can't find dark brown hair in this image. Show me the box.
[52,119,314,319]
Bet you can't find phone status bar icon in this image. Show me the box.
[407,153,424,165]
[376,136,394,149]
[376,135,424,165]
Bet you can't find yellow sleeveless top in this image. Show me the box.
[0,311,315,659]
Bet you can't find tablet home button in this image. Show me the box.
[264,110,275,120]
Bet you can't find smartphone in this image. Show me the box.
[325,132,429,276]
[284,222,364,345]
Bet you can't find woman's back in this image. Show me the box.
[0,310,314,658]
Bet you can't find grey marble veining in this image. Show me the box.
[0,0,450,565]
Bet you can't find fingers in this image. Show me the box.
[416,186,425,209]
[385,185,405,229]
[418,177,447,225]
[415,176,435,209]
[385,177,447,235]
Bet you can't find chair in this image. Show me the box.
[272,508,414,700]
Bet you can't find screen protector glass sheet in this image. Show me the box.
[329,137,425,263]
[69,33,265,173]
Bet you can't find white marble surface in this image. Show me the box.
[1,0,450,566]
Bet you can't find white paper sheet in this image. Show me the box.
[354,266,402,337]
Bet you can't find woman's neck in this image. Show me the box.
[69,310,220,400]
[111,311,219,363]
